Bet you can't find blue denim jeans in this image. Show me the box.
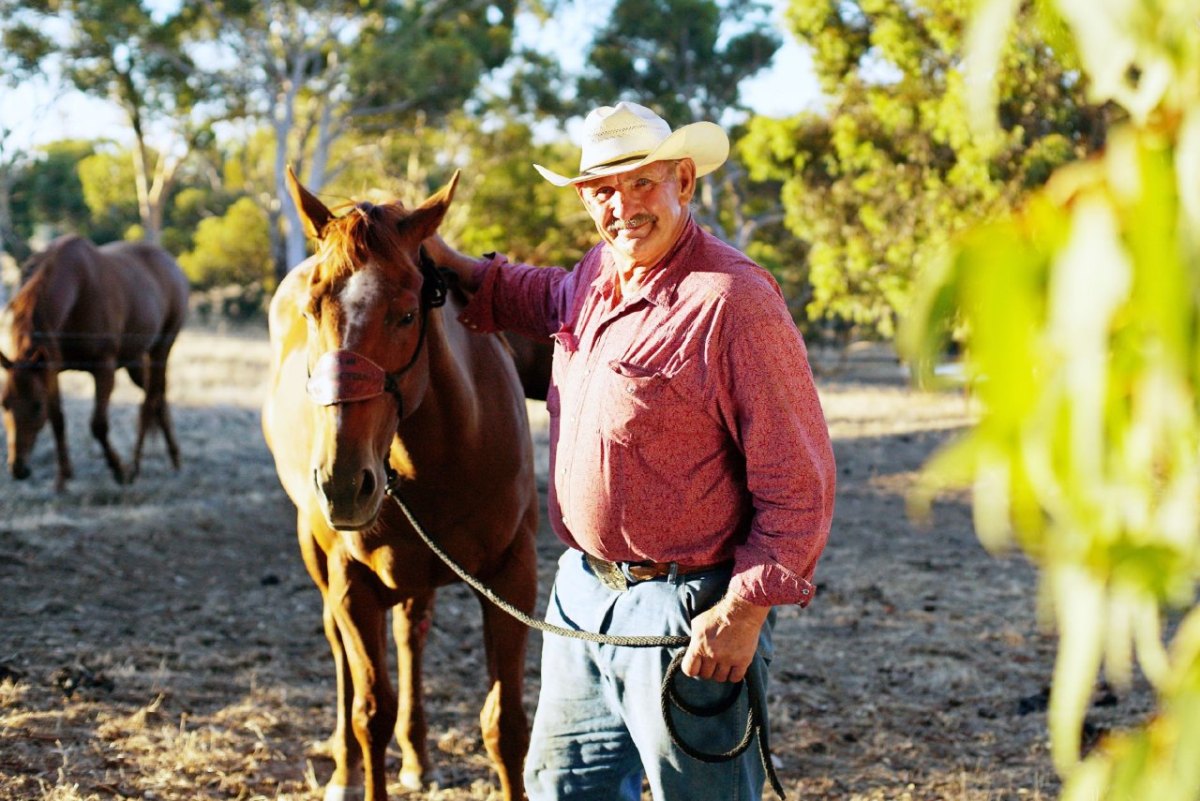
[524,549,775,801]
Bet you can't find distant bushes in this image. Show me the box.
[188,282,270,326]
[179,197,272,291]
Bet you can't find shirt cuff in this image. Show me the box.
[729,547,817,608]
[457,252,507,333]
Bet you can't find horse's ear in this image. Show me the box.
[405,170,460,241]
[286,165,334,240]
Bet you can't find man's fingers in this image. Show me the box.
[682,649,747,683]
[681,647,706,678]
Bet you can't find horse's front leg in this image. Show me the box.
[392,591,436,791]
[89,362,127,484]
[46,377,73,490]
[475,524,538,801]
[329,553,397,801]
[298,524,365,799]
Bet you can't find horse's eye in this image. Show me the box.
[390,311,417,328]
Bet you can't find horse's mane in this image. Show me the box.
[7,236,95,341]
[315,201,416,285]
[7,252,53,337]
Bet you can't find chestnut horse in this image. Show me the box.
[1,235,189,488]
[261,169,538,801]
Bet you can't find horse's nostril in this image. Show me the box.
[359,468,377,501]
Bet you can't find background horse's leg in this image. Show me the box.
[392,591,436,790]
[474,522,538,801]
[46,375,73,489]
[329,554,397,801]
[298,521,365,797]
[89,361,127,484]
[128,351,181,481]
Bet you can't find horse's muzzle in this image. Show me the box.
[313,465,384,530]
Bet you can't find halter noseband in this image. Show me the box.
[305,248,448,417]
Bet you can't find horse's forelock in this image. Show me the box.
[316,201,420,285]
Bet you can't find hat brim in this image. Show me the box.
[533,121,730,187]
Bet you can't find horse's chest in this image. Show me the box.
[336,527,461,593]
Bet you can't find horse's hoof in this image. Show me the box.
[323,784,364,801]
[399,768,424,791]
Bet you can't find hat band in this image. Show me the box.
[580,151,652,176]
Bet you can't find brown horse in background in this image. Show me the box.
[1,235,189,488]
[261,168,538,801]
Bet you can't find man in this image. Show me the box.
[426,101,836,801]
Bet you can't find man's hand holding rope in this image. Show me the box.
[681,595,771,684]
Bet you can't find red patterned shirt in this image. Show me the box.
[459,219,836,607]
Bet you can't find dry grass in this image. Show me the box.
[0,328,1154,800]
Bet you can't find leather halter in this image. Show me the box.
[305,248,448,417]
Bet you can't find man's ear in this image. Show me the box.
[676,158,698,204]
[286,165,334,240]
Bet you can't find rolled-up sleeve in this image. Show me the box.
[719,306,836,608]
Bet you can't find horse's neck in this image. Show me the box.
[410,313,484,442]
[30,267,85,346]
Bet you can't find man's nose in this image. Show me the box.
[609,189,630,219]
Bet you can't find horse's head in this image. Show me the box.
[286,166,458,530]
[0,346,50,481]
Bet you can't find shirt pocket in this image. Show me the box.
[599,360,687,446]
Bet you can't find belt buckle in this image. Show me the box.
[626,563,661,582]
[585,553,628,591]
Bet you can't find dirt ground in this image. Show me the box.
[0,328,1154,801]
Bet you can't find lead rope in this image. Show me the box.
[383,470,786,800]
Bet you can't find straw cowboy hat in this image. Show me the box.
[533,101,730,187]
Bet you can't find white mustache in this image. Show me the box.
[608,214,657,233]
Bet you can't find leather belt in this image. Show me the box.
[585,553,731,591]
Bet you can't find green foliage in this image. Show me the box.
[575,0,779,123]
[9,140,96,241]
[178,197,271,289]
[345,0,519,126]
[449,121,596,268]
[324,113,596,271]
[77,148,141,240]
[902,0,1200,796]
[741,0,1111,339]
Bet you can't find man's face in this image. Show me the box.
[575,159,697,271]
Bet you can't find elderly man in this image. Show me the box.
[427,101,836,801]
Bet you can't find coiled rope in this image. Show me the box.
[384,473,786,800]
